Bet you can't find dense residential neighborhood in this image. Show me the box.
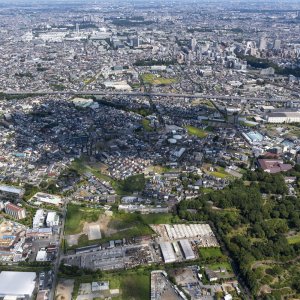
[0,0,300,300]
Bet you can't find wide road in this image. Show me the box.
[49,198,69,300]
[2,90,299,103]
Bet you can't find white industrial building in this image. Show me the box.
[30,192,63,206]
[46,212,59,227]
[36,249,48,262]
[266,112,300,123]
[91,281,109,292]
[33,209,45,228]
[179,239,195,260]
[164,224,214,240]
[0,271,36,299]
[159,242,176,263]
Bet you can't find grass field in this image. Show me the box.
[141,73,177,86]
[287,234,300,245]
[209,167,231,179]
[64,204,102,235]
[141,213,177,224]
[120,274,150,300]
[191,99,214,108]
[199,247,223,260]
[185,125,208,139]
[102,212,154,241]
[72,270,150,300]
[239,121,257,128]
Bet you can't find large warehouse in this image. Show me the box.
[179,239,195,260]
[0,271,36,299]
[266,111,300,123]
[159,242,176,263]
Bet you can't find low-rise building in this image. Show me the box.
[266,111,300,123]
[4,202,26,220]
[0,185,24,202]
[0,271,36,299]
[258,159,293,173]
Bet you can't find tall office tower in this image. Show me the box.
[196,46,202,61]
[190,38,197,52]
[187,50,193,63]
[132,37,140,48]
[259,35,267,51]
[273,39,281,50]
[173,44,179,57]
[76,23,80,34]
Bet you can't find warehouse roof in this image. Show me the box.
[0,271,36,297]
[179,239,195,260]
[159,242,176,263]
[0,185,23,195]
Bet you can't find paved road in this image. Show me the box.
[2,90,299,103]
[49,198,69,300]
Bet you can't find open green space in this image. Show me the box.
[199,247,224,260]
[208,166,231,179]
[287,234,300,245]
[120,274,150,300]
[140,213,178,224]
[185,125,208,139]
[178,169,300,298]
[61,266,150,300]
[191,99,214,108]
[64,204,102,235]
[141,73,177,86]
[70,157,111,179]
[141,118,154,132]
[106,212,154,241]
[113,174,146,195]
[239,121,257,128]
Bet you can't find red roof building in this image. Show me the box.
[258,159,293,174]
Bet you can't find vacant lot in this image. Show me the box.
[120,274,150,300]
[64,204,102,235]
[141,73,177,86]
[104,212,154,241]
[55,279,74,300]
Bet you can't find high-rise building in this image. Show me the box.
[259,36,267,51]
[132,37,140,48]
[196,46,202,61]
[273,39,281,50]
[190,38,197,52]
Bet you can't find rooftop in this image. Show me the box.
[0,271,36,297]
